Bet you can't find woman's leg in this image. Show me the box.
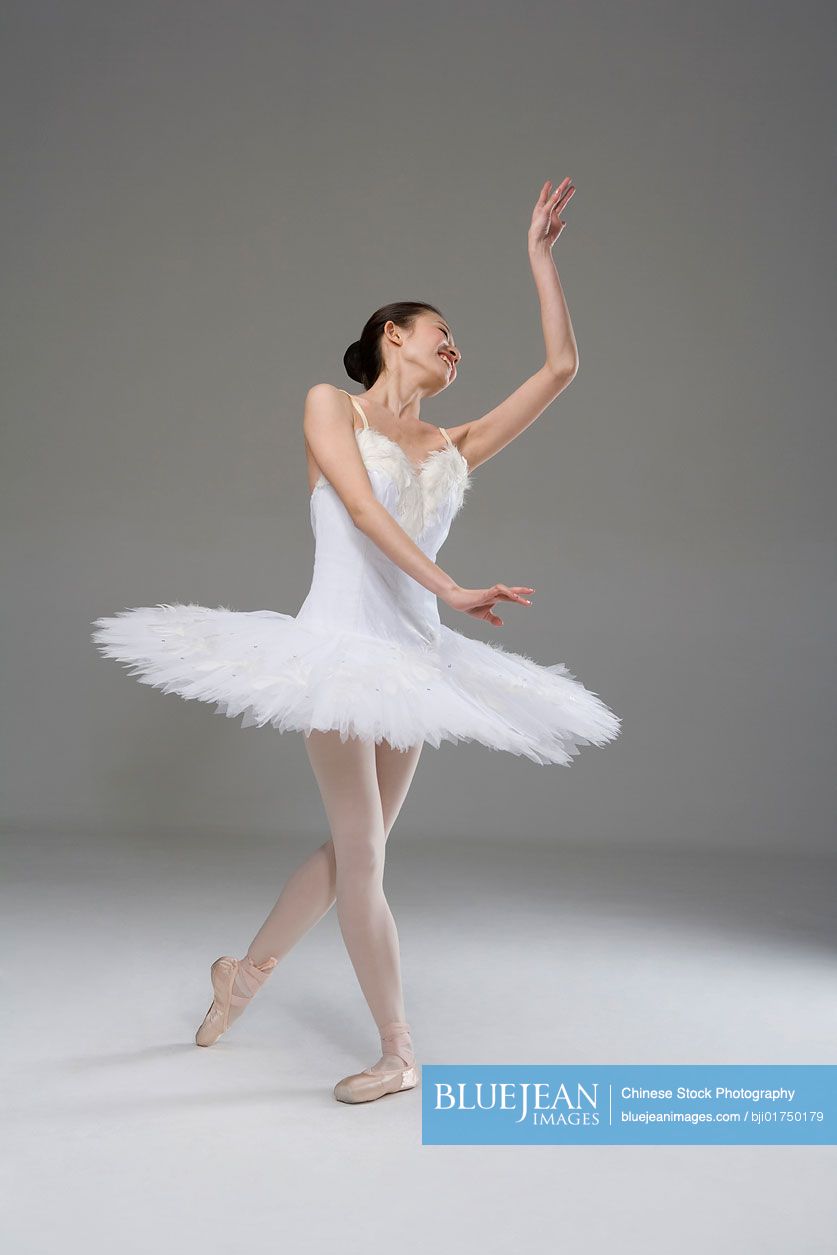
[197,734,422,1046]
[245,735,422,966]
[299,730,418,1041]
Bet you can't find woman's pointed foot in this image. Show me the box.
[195,954,278,1047]
[333,1021,418,1104]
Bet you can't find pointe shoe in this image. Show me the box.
[195,954,278,1047]
[333,1020,419,1104]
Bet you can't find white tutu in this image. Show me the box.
[91,601,620,766]
[91,391,621,766]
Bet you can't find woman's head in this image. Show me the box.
[343,302,460,394]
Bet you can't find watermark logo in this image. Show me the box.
[421,1066,837,1145]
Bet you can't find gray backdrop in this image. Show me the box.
[3,7,836,1255]
[2,0,834,853]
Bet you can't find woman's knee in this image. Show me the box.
[333,836,386,884]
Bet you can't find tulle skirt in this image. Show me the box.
[91,602,621,766]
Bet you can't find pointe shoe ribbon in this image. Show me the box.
[195,954,278,1047]
[333,1020,419,1104]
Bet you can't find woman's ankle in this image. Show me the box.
[379,1020,415,1068]
[243,952,279,971]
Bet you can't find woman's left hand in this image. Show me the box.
[528,178,575,251]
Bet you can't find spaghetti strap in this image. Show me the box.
[438,426,454,449]
[339,389,369,431]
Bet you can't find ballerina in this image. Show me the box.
[92,178,621,1103]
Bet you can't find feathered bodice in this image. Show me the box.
[312,425,470,544]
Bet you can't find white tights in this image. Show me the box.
[243,729,423,1060]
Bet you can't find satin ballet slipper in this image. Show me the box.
[333,1020,418,1104]
[195,954,278,1047]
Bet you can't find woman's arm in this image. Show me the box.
[456,178,579,474]
[529,177,579,372]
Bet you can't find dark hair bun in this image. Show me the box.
[343,340,364,384]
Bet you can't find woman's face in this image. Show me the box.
[422,311,459,387]
[388,311,460,391]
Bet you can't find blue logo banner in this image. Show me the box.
[421,1065,837,1144]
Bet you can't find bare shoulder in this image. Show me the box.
[302,383,355,468]
[304,382,348,412]
[302,385,363,495]
[303,383,352,432]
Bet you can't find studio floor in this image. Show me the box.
[2,832,836,1254]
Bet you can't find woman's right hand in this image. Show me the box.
[441,583,535,627]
